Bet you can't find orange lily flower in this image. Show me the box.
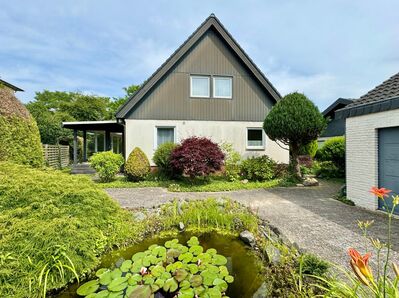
[348,248,373,284]
[370,187,391,199]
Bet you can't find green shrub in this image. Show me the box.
[240,155,276,181]
[315,161,343,178]
[299,139,318,158]
[89,151,124,182]
[0,162,133,297]
[300,254,329,277]
[0,88,43,167]
[125,147,150,181]
[153,142,177,178]
[220,142,241,181]
[316,136,345,170]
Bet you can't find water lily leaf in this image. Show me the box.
[85,294,96,298]
[206,248,217,256]
[163,277,178,292]
[200,270,218,286]
[189,245,203,256]
[108,291,124,298]
[131,252,145,262]
[144,277,154,285]
[99,271,112,285]
[218,266,229,278]
[193,285,205,296]
[151,265,165,277]
[94,290,110,298]
[160,271,172,280]
[187,236,199,247]
[190,275,203,287]
[212,254,227,266]
[179,279,190,289]
[120,260,132,272]
[148,244,158,251]
[95,268,108,277]
[204,287,222,298]
[128,285,152,298]
[76,280,99,296]
[131,259,143,273]
[178,252,193,263]
[108,276,128,292]
[179,287,194,298]
[125,285,138,296]
[128,273,142,285]
[153,246,167,257]
[213,278,228,292]
[166,261,183,272]
[207,265,219,274]
[111,268,122,279]
[155,277,165,287]
[187,264,199,274]
[166,248,181,259]
[174,268,188,282]
[197,253,212,263]
[225,275,234,283]
[150,283,160,293]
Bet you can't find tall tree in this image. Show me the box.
[263,92,326,179]
[108,84,140,118]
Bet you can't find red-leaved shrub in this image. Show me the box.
[170,137,225,179]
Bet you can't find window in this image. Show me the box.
[190,76,210,97]
[156,127,175,147]
[213,77,232,98]
[247,128,264,149]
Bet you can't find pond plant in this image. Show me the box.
[76,236,234,297]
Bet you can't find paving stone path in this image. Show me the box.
[106,181,399,268]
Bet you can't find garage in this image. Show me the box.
[379,127,399,215]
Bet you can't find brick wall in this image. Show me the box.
[346,109,399,210]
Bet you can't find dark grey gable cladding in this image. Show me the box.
[116,14,281,119]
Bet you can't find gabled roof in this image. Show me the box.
[336,72,399,119]
[322,98,352,117]
[116,14,281,119]
[0,78,23,92]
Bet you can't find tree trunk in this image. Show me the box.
[289,143,301,180]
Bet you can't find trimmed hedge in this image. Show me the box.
[125,147,150,181]
[240,155,277,181]
[89,151,124,182]
[0,162,133,297]
[316,136,345,178]
[0,88,43,167]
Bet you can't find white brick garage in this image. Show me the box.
[346,109,399,210]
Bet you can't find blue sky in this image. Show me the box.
[1,0,398,110]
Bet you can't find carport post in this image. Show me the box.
[83,130,87,162]
[73,129,78,165]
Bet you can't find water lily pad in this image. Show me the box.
[151,265,165,277]
[218,266,229,278]
[148,244,158,251]
[189,245,203,256]
[204,287,222,298]
[108,291,124,298]
[128,273,142,285]
[206,248,217,256]
[76,280,99,296]
[213,278,228,292]
[163,277,178,292]
[197,252,212,263]
[155,277,165,287]
[153,246,167,257]
[108,276,128,292]
[144,277,154,285]
[95,268,108,277]
[178,252,193,263]
[179,279,190,289]
[94,290,109,298]
[120,260,132,272]
[194,285,206,296]
[110,268,122,279]
[187,264,199,274]
[207,265,219,274]
[212,254,227,266]
[179,287,195,298]
[174,268,188,282]
[131,252,145,262]
[99,271,112,285]
[187,236,199,247]
[200,270,218,286]
[129,285,152,298]
[131,259,144,273]
[160,271,172,280]
[166,248,181,259]
[189,275,203,287]
[225,275,234,283]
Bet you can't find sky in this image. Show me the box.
[1,0,398,110]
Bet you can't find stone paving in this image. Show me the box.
[106,181,399,268]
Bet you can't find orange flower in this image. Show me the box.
[369,187,391,199]
[348,248,373,284]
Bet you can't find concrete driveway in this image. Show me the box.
[106,180,399,268]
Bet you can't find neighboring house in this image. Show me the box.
[337,72,399,215]
[0,78,24,93]
[318,98,352,147]
[63,14,289,166]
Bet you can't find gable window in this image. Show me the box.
[247,128,264,149]
[213,77,232,98]
[190,76,210,98]
[156,127,175,148]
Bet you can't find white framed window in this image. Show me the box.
[247,128,264,149]
[190,76,210,98]
[155,126,176,149]
[213,76,232,98]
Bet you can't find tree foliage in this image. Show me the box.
[263,92,326,178]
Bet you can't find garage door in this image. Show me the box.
[379,127,399,215]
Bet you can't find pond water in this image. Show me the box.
[56,232,264,298]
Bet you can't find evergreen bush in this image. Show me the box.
[125,147,150,181]
[89,151,124,182]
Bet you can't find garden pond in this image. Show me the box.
[56,232,264,297]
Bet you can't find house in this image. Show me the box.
[0,78,24,93]
[336,72,399,215]
[318,98,352,147]
[63,14,289,168]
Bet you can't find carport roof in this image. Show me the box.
[62,120,123,132]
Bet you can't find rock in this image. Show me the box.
[133,211,146,222]
[178,222,185,231]
[265,244,281,265]
[303,177,319,187]
[296,183,304,187]
[241,179,249,184]
[252,282,268,298]
[216,198,226,206]
[239,230,256,247]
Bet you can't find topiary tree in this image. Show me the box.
[170,137,224,179]
[89,151,124,182]
[0,87,44,167]
[153,142,177,178]
[263,92,326,179]
[125,147,150,181]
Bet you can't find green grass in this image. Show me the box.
[98,176,285,192]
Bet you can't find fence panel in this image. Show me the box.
[42,144,70,169]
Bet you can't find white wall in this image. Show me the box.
[125,119,289,166]
[346,109,399,210]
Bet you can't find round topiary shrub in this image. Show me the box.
[170,137,224,179]
[153,142,177,178]
[316,136,345,174]
[125,147,150,181]
[0,87,43,167]
[240,155,277,181]
[89,151,124,182]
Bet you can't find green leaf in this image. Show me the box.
[179,287,195,298]
[95,268,108,277]
[120,260,132,272]
[76,280,99,296]
[187,264,199,274]
[225,275,234,283]
[213,278,228,292]
[187,236,199,247]
[151,264,165,277]
[129,285,153,298]
[178,252,193,263]
[99,271,112,285]
[128,273,142,285]
[180,279,191,289]
[206,248,217,256]
[189,245,203,256]
[163,277,178,292]
[107,277,128,292]
[212,254,227,266]
[110,268,122,279]
[190,275,203,287]
[131,252,145,262]
[174,268,188,282]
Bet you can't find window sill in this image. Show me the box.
[246,146,265,151]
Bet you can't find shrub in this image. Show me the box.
[0,162,133,297]
[125,147,150,181]
[300,254,329,277]
[299,139,318,158]
[316,136,345,170]
[170,137,224,179]
[274,163,289,178]
[0,88,43,167]
[89,151,124,182]
[315,161,343,178]
[153,142,177,178]
[240,155,276,181]
[220,142,241,181]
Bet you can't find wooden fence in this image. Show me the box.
[42,144,70,169]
